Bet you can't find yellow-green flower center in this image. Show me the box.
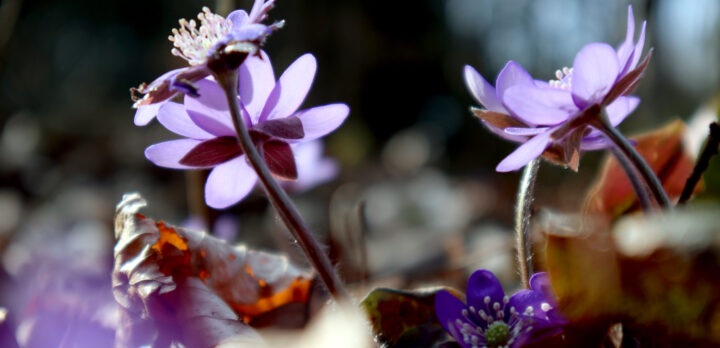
[485,321,510,347]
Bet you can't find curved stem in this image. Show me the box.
[590,109,672,209]
[609,147,653,214]
[679,122,720,204]
[212,69,349,301]
[515,158,539,289]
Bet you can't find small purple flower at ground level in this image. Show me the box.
[132,1,284,126]
[144,51,349,209]
[466,5,650,172]
[435,270,564,348]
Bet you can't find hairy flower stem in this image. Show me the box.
[591,109,672,209]
[515,158,539,289]
[213,69,350,302]
[609,147,653,213]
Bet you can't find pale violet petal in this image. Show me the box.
[205,156,258,209]
[157,102,214,139]
[503,85,576,126]
[134,102,163,126]
[145,139,203,169]
[496,61,535,99]
[496,131,553,172]
[259,53,317,122]
[294,103,349,142]
[238,50,275,123]
[571,43,621,109]
[463,65,505,113]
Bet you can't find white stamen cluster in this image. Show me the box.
[452,295,536,348]
[169,7,233,65]
[549,67,573,90]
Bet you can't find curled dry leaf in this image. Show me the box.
[361,287,459,347]
[112,193,314,347]
[583,120,700,218]
[543,207,720,346]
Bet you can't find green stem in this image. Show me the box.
[591,109,672,209]
[213,69,349,301]
[515,158,539,289]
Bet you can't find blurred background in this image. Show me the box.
[0,0,719,346]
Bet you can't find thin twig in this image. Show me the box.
[591,109,672,209]
[515,158,539,289]
[609,147,654,213]
[679,122,720,204]
[212,69,350,301]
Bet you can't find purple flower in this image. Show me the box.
[286,140,339,193]
[144,52,349,209]
[132,1,283,126]
[466,5,650,172]
[435,270,564,348]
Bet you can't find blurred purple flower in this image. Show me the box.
[435,270,564,348]
[286,140,339,193]
[466,5,650,172]
[132,1,283,126]
[144,52,349,209]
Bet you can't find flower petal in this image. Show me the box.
[529,273,558,305]
[134,102,164,126]
[294,103,349,142]
[616,5,636,72]
[205,156,258,209]
[605,96,640,127]
[465,269,506,316]
[145,139,203,169]
[255,116,304,139]
[239,50,275,122]
[180,136,243,167]
[470,108,527,142]
[496,131,553,172]
[263,140,298,180]
[132,68,184,108]
[629,21,646,72]
[495,60,534,100]
[503,85,576,126]
[580,136,613,151]
[571,43,621,109]
[184,79,236,136]
[157,102,214,139]
[289,141,339,192]
[228,9,249,30]
[463,65,505,113]
[435,290,473,342]
[508,289,547,320]
[505,127,550,136]
[260,53,317,122]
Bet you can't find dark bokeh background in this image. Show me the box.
[0,0,719,345]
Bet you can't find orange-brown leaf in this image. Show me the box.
[584,120,701,218]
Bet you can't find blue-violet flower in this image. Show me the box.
[132,1,284,126]
[435,270,565,348]
[144,52,349,208]
[466,5,650,172]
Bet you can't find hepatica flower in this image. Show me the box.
[467,5,651,172]
[144,52,349,208]
[132,0,284,126]
[435,270,564,348]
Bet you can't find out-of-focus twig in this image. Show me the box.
[0,0,22,67]
[679,122,720,204]
[216,0,234,16]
